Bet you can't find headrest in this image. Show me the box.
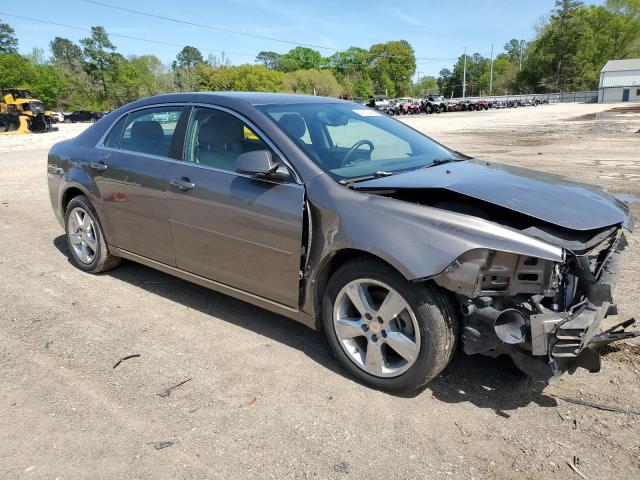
[198,116,244,146]
[278,113,306,139]
[131,120,164,144]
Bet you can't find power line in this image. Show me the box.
[2,11,458,69]
[78,0,457,62]
[0,12,255,59]
[80,0,342,52]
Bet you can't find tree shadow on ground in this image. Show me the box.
[53,235,558,415]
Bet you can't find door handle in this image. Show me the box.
[169,177,196,191]
[90,161,108,172]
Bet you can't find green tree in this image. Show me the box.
[276,47,325,72]
[328,47,370,75]
[175,46,203,69]
[413,76,439,97]
[438,52,490,97]
[503,39,524,61]
[194,63,284,92]
[27,47,47,65]
[484,54,519,95]
[80,26,118,99]
[108,56,156,106]
[30,64,66,107]
[172,46,204,92]
[353,72,374,99]
[0,54,66,108]
[606,0,640,16]
[283,69,342,96]
[232,65,285,91]
[0,19,18,54]
[50,37,84,73]
[327,47,371,99]
[134,55,173,94]
[520,1,640,92]
[256,51,281,69]
[437,68,453,97]
[0,54,33,87]
[368,40,416,96]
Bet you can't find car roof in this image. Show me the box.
[131,92,352,107]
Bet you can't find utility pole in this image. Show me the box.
[462,46,467,99]
[489,44,494,96]
[519,39,524,71]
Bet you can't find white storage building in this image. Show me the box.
[598,59,640,103]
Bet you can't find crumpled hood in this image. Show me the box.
[355,160,631,231]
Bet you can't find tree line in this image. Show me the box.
[0,0,637,110]
[439,0,639,97]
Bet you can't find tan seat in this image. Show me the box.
[129,120,167,157]
[196,116,244,171]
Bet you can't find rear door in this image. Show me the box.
[89,105,185,265]
[166,106,305,307]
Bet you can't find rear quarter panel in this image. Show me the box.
[47,141,101,227]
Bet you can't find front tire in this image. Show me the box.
[322,258,458,392]
[64,195,121,273]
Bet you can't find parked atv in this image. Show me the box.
[425,95,448,113]
[382,100,401,116]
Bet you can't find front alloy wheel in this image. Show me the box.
[322,258,458,391]
[333,279,420,377]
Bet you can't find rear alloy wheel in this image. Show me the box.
[68,206,98,265]
[322,258,458,391]
[64,195,121,273]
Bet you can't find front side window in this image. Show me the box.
[258,102,453,181]
[117,106,184,158]
[183,107,270,172]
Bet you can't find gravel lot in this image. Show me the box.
[1,103,639,479]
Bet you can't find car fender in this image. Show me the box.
[304,173,563,284]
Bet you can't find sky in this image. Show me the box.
[1,0,604,79]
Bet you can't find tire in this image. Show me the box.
[322,258,458,392]
[89,117,96,123]
[64,195,121,273]
[64,118,72,123]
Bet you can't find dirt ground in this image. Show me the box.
[1,102,639,480]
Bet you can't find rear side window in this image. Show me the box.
[104,114,128,149]
[117,107,184,158]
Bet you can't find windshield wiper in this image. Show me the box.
[424,157,456,168]
[339,170,396,186]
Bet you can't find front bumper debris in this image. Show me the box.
[461,232,639,382]
[531,233,639,379]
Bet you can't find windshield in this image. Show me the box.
[258,102,455,181]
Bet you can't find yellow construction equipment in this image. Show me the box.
[0,89,53,134]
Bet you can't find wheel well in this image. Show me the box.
[61,187,85,214]
[312,249,403,329]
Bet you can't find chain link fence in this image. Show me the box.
[458,91,598,103]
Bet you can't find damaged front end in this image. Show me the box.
[433,229,638,382]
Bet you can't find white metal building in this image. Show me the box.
[598,59,640,103]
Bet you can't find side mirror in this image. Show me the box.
[235,150,290,182]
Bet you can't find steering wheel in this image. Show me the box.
[340,139,375,167]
